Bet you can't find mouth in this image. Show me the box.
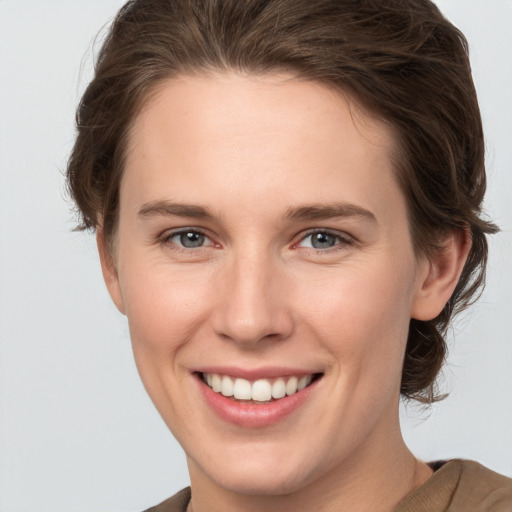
[199,372,323,403]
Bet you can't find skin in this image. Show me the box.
[98,73,469,512]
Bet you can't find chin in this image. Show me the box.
[212,465,312,496]
[190,445,319,496]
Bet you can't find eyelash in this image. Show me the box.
[159,228,215,252]
[294,229,354,253]
[159,227,354,254]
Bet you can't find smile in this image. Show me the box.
[197,371,322,427]
[201,373,316,402]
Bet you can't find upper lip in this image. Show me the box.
[194,366,322,381]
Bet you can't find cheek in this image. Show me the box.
[119,257,215,355]
[295,261,414,375]
[116,258,218,432]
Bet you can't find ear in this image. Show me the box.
[96,228,126,315]
[411,229,471,321]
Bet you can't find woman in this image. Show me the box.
[66,0,512,510]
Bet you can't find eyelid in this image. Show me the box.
[157,226,354,252]
[293,228,355,250]
[159,227,218,249]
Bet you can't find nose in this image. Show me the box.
[211,251,294,347]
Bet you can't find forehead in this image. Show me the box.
[122,73,402,223]
[128,72,394,158]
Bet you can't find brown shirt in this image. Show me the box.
[395,460,512,512]
[144,460,512,512]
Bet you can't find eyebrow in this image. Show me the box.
[138,200,376,224]
[138,200,215,220]
[284,203,376,223]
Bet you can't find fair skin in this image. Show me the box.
[98,73,469,512]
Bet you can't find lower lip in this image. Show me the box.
[196,375,320,428]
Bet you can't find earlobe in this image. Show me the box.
[96,229,126,315]
[411,229,472,321]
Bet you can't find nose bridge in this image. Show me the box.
[212,245,293,346]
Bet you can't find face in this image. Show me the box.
[102,74,436,496]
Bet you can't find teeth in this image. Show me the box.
[252,379,272,401]
[211,374,221,393]
[272,378,286,399]
[286,376,298,396]
[233,378,252,400]
[203,373,315,401]
[221,375,234,397]
[298,375,312,391]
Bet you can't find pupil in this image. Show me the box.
[312,232,335,249]
[181,232,204,248]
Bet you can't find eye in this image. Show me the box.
[164,229,213,249]
[297,230,351,250]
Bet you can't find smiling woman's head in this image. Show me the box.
[67,0,497,403]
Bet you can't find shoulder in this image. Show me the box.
[452,460,512,510]
[142,487,191,512]
[395,459,512,512]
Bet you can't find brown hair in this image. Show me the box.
[66,0,498,402]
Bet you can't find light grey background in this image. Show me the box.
[0,1,511,511]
